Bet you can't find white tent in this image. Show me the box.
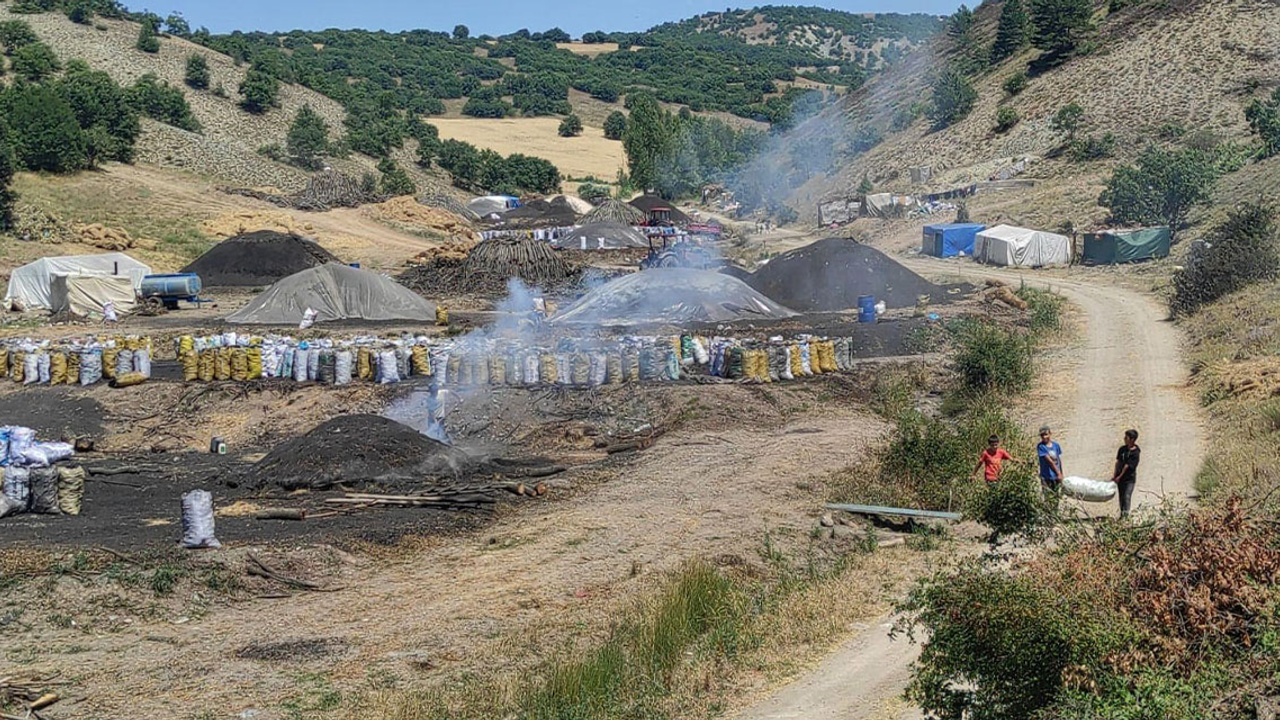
[51,275,138,317]
[466,195,519,217]
[974,224,1071,267]
[6,253,151,310]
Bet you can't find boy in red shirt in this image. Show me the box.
[974,435,1018,482]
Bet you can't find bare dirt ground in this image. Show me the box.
[431,117,627,184]
[733,227,1206,720]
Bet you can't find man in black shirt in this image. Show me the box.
[1111,429,1141,518]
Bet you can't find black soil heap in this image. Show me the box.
[182,231,340,287]
[747,238,947,312]
[253,414,477,490]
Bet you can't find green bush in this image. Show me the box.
[377,157,416,197]
[951,318,1035,395]
[1098,145,1218,236]
[238,68,279,113]
[1171,202,1278,316]
[1068,132,1116,161]
[926,68,977,130]
[1245,87,1280,158]
[128,74,201,132]
[0,123,15,231]
[11,41,60,82]
[256,143,285,162]
[966,468,1053,542]
[65,2,92,25]
[1002,71,1028,96]
[184,54,210,90]
[413,121,440,166]
[57,62,141,164]
[558,114,583,138]
[1051,102,1084,140]
[1,83,87,172]
[1016,285,1065,334]
[462,96,512,118]
[603,111,627,140]
[286,104,329,169]
[0,21,40,55]
[135,22,159,54]
[994,106,1020,133]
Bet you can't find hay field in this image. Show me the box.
[431,118,627,183]
[555,41,620,56]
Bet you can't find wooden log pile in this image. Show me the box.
[462,237,577,286]
[221,170,386,212]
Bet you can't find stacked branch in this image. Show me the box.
[462,237,577,286]
[222,170,386,212]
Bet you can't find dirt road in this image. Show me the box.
[737,257,1205,720]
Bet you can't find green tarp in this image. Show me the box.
[1082,227,1171,264]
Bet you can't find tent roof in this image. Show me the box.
[977,224,1068,242]
[226,263,436,325]
[924,223,986,232]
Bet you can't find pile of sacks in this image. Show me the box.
[0,336,154,388]
[0,427,83,518]
[172,332,859,387]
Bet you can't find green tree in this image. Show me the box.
[857,173,873,196]
[286,104,329,169]
[185,54,210,90]
[1050,102,1084,141]
[453,24,469,40]
[622,93,673,192]
[1030,0,1092,56]
[947,4,974,38]
[990,0,1030,63]
[58,62,141,163]
[136,22,160,54]
[0,21,39,55]
[994,106,1020,133]
[377,157,416,196]
[11,42,60,82]
[926,68,977,129]
[414,121,440,166]
[0,122,15,231]
[1,83,87,172]
[1003,71,1028,96]
[1098,146,1219,237]
[128,74,201,132]
[558,114,583,137]
[65,2,92,25]
[165,12,190,37]
[603,110,627,140]
[238,68,279,113]
[1245,87,1280,158]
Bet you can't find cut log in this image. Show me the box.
[254,508,307,521]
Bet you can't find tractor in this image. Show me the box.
[639,236,716,270]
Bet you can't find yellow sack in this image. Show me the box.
[102,347,118,379]
[357,348,373,380]
[181,351,198,381]
[435,306,450,327]
[571,353,590,385]
[822,341,838,373]
[11,351,24,383]
[540,353,557,384]
[788,345,803,379]
[757,350,773,382]
[215,348,232,381]
[178,335,195,356]
[246,347,263,379]
[57,466,86,516]
[606,353,622,384]
[111,371,147,388]
[489,354,505,385]
[197,349,215,382]
[411,346,432,376]
[67,351,80,384]
[0,348,8,377]
[627,351,641,382]
[50,352,68,385]
[124,337,140,351]
[230,348,249,382]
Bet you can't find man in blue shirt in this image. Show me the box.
[1037,426,1064,496]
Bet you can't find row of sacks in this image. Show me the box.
[1,465,85,517]
[0,336,153,386]
[706,338,853,381]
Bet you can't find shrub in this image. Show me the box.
[966,468,1054,542]
[1245,87,1280,158]
[0,21,39,55]
[185,54,210,90]
[603,111,627,140]
[135,22,160,54]
[994,106,1020,133]
[1003,71,1028,96]
[1051,102,1084,140]
[462,96,512,118]
[1171,202,1278,316]
[1068,132,1115,161]
[10,41,60,82]
[1098,146,1218,236]
[128,74,201,132]
[238,68,279,113]
[377,157,416,197]
[0,124,15,231]
[212,83,227,98]
[1017,285,1065,334]
[951,318,1035,395]
[286,104,329,169]
[926,69,977,130]
[558,114,583,137]
[256,143,285,162]
[891,101,925,130]
[413,122,440,166]
[1,83,87,172]
[66,2,92,25]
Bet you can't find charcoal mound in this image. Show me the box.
[253,414,477,490]
[747,238,946,312]
[182,231,340,287]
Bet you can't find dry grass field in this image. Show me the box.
[556,41,621,56]
[432,118,627,184]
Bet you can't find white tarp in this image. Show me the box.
[51,274,138,317]
[974,224,1071,267]
[226,263,436,325]
[466,195,518,217]
[6,253,151,310]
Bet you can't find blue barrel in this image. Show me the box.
[857,295,876,323]
[349,262,361,269]
[140,273,201,297]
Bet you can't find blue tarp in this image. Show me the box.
[922,223,986,258]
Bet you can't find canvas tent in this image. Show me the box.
[466,195,520,217]
[974,224,1071,267]
[226,263,436,325]
[1082,227,1170,265]
[862,193,917,219]
[922,223,985,258]
[550,222,649,250]
[51,275,137,316]
[6,253,151,310]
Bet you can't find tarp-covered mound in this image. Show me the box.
[251,414,478,490]
[551,268,797,326]
[182,231,339,287]
[550,222,649,250]
[747,238,947,312]
[227,263,436,324]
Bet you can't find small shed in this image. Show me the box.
[1082,227,1171,265]
[922,223,985,258]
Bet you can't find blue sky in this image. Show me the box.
[132,1,963,36]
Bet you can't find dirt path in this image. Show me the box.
[736,256,1206,720]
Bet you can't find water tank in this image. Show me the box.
[140,273,202,297]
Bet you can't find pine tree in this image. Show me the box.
[621,93,673,192]
[185,54,210,90]
[0,123,16,232]
[286,104,329,169]
[1030,0,1093,56]
[990,0,1030,63]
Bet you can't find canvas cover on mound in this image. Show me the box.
[226,263,436,324]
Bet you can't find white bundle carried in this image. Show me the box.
[377,350,400,384]
[180,489,221,548]
[1061,476,1118,503]
[133,348,152,378]
[334,350,353,385]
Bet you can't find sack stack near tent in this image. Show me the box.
[973,224,1071,268]
[921,223,986,258]
[1081,227,1171,265]
[0,335,153,387]
[5,253,151,313]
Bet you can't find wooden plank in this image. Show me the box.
[824,503,963,522]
